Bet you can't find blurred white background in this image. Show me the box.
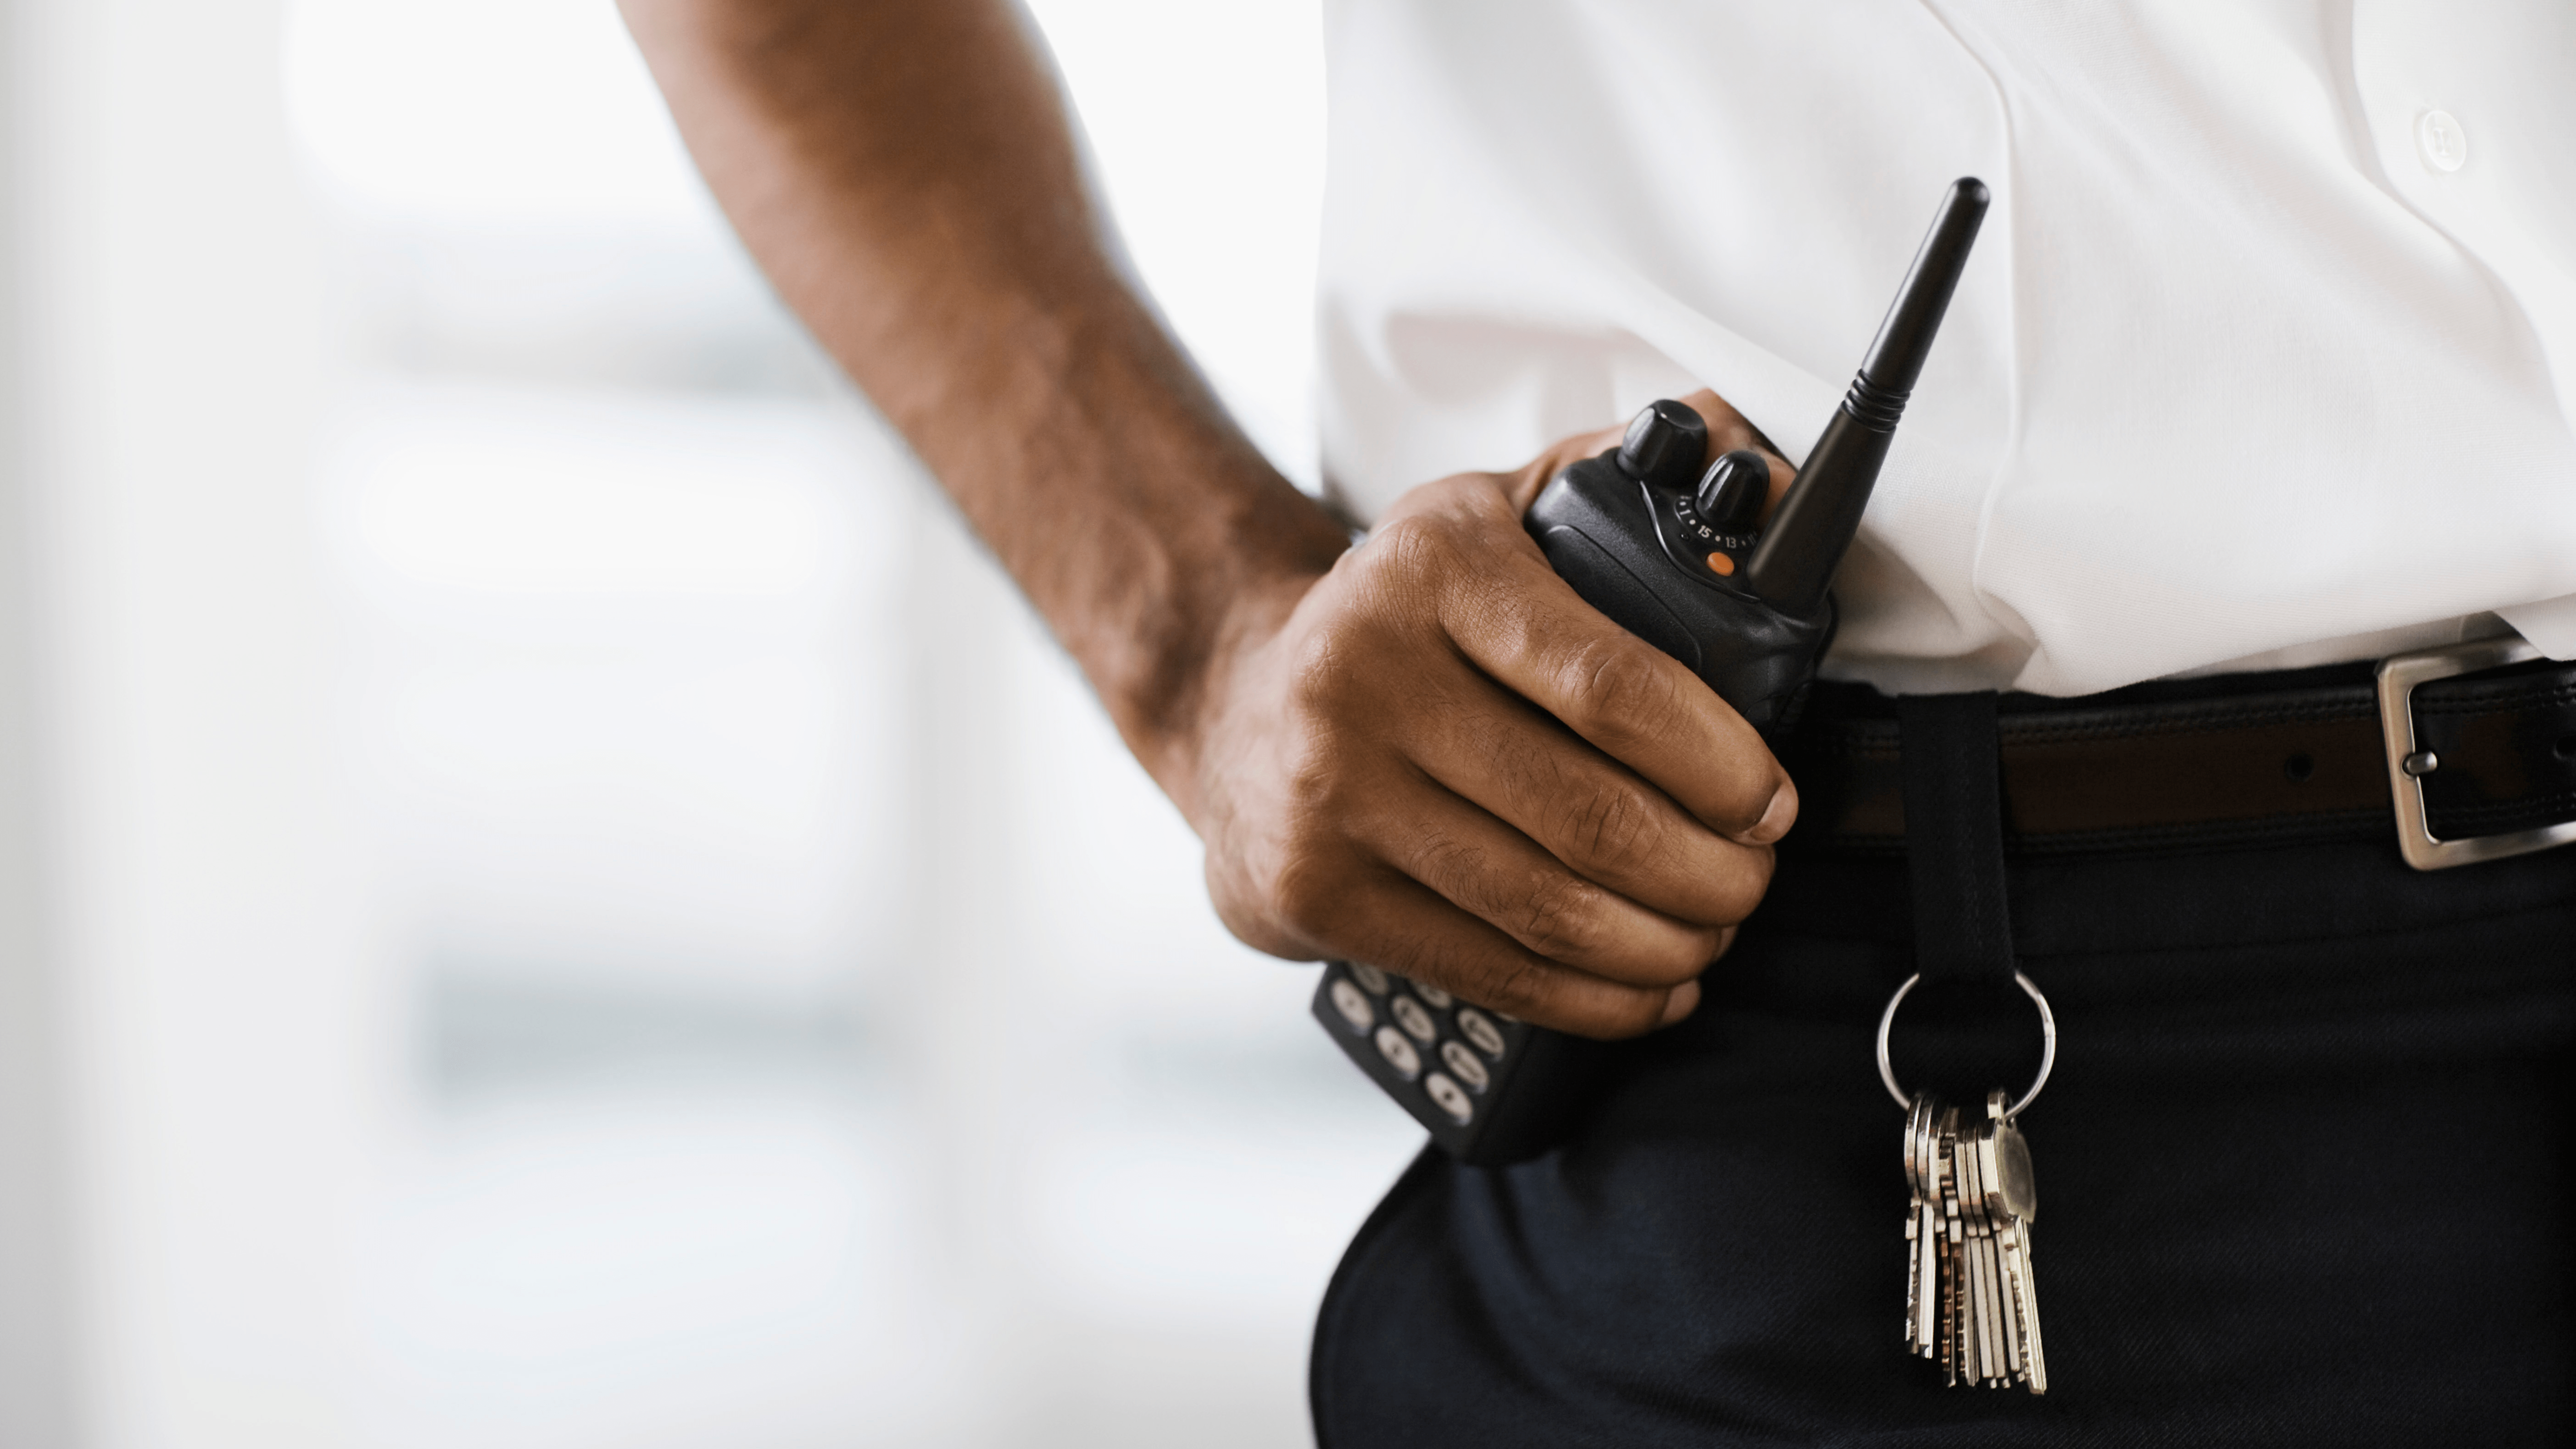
[0,1,1423,1446]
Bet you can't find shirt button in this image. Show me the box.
[2417,109,2468,173]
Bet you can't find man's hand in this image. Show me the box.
[1181,393,1800,1038]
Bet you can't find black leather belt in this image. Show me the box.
[1780,640,2576,866]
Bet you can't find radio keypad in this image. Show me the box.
[1379,981,1488,1126]
[1323,963,1524,1144]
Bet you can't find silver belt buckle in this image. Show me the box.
[2375,638,2576,870]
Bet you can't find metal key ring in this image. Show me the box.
[1875,970,2056,1119]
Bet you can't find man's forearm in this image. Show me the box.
[618,0,1350,805]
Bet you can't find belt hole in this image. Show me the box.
[2556,735,2576,761]
[2283,752,2315,783]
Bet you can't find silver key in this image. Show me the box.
[1936,1103,1966,1386]
[1910,1096,1931,1330]
[1900,1094,1919,1347]
[1918,1094,1946,1359]
[2002,1212,2046,1394]
[1901,1102,1921,1345]
[1920,1094,1942,1355]
[1978,1089,2047,1394]
[1951,1118,1994,1385]
[1947,1116,1979,1384]
[1902,1093,1941,1355]
[1970,1092,2021,1386]
[1963,1121,2011,1386]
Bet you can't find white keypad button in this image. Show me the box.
[2418,109,2467,173]
[1374,1025,1422,1079]
[1440,1039,1490,1092]
[1424,1072,1474,1124]
[1391,994,1438,1043]
[1455,1007,1507,1057]
[1330,979,1375,1033]
[1412,983,1453,1009]
[1349,963,1390,994]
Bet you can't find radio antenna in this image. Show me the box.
[1743,178,1989,615]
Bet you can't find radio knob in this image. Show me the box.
[1695,450,1771,533]
[1615,400,1709,492]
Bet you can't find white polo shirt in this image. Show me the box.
[1315,1,2576,696]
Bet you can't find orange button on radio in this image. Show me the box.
[1704,552,1736,577]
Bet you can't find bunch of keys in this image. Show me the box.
[1882,971,2055,1393]
[1903,1089,2046,1390]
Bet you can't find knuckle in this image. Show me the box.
[1410,829,1488,896]
[1263,840,1356,944]
[1556,781,1668,881]
[1558,639,1687,754]
[1206,877,1304,960]
[1507,870,1610,963]
[1462,951,1547,1019]
[1361,511,1467,592]
[1276,737,1345,817]
[1284,615,1364,716]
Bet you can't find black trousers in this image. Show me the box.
[1310,740,2576,1444]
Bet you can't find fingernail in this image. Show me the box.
[1657,979,1701,1027]
[1736,779,1798,845]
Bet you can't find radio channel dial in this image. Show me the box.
[1616,400,1710,493]
[1695,450,1771,534]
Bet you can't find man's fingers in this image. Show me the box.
[1305,869,1700,1039]
[1405,687,1773,928]
[1348,781,1726,988]
[1374,443,1800,846]
[1440,557,1796,845]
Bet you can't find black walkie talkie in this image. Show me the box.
[1312,179,1990,1165]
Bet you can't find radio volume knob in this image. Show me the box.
[1695,450,1771,533]
[1615,400,1709,492]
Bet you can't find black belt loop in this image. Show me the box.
[1899,692,2017,984]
